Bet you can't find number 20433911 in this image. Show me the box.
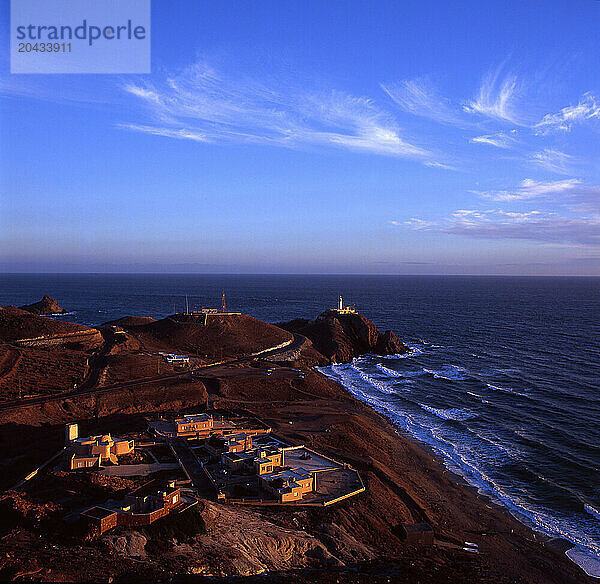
[18,42,72,52]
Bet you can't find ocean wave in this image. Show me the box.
[486,383,533,398]
[321,363,600,569]
[466,391,482,398]
[398,369,428,378]
[475,369,499,377]
[44,311,76,317]
[566,547,600,578]
[423,365,469,381]
[585,503,600,521]
[348,364,401,395]
[380,345,423,359]
[420,404,477,421]
[487,383,510,392]
[374,363,407,377]
[320,354,600,574]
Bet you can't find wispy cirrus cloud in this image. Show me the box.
[535,92,600,134]
[470,131,517,149]
[381,78,462,125]
[441,209,600,245]
[471,178,582,201]
[463,65,524,125]
[120,124,209,142]
[530,149,576,174]
[120,61,438,163]
[394,177,600,247]
[398,218,437,229]
[398,208,600,246]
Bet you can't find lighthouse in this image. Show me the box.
[335,295,357,314]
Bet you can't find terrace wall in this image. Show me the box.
[117,506,169,527]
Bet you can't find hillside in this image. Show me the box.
[0,306,92,343]
[101,316,157,328]
[120,314,293,362]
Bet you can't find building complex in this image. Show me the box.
[65,424,134,470]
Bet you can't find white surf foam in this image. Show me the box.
[423,365,469,381]
[317,361,600,576]
[566,547,600,578]
[374,363,407,377]
[586,504,600,521]
[348,364,399,395]
[420,404,477,421]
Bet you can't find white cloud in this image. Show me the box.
[463,65,524,124]
[425,161,458,170]
[400,218,437,229]
[530,149,575,174]
[470,131,516,148]
[535,92,600,134]
[403,208,600,246]
[120,61,436,163]
[441,209,600,245]
[400,178,600,247]
[381,79,462,125]
[118,123,209,142]
[473,178,582,201]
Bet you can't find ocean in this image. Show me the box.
[1,273,599,575]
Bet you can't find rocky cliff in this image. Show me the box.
[278,309,408,363]
[19,296,66,315]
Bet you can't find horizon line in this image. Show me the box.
[2,272,600,278]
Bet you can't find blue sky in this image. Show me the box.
[1,0,600,274]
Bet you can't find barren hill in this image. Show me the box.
[0,306,92,343]
[120,314,293,361]
[101,316,156,328]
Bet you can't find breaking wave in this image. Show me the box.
[420,405,477,421]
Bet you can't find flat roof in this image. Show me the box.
[226,433,248,442]
[175,413,212,423]
[263,468,312,482]
[81,506,116,520]
[223,451,254,461]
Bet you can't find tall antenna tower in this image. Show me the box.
[221,291,226,313]
[185,294,189,314]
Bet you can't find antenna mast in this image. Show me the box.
[221,291,226,313]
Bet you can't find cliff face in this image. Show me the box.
[279,309,408,363]
[19,296,66,315]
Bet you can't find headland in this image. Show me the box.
[0,296,591,583]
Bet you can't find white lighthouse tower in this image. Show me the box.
[335,295,357,314]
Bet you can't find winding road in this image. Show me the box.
[0,333,307,413]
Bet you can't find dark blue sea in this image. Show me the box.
[1,274,599,575]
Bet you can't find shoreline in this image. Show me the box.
[315,363,599,580]
[0,302,596,582]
